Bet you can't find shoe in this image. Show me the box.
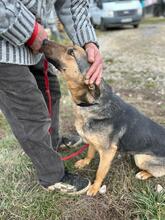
[46,172,91,195]
[57,134,84,151]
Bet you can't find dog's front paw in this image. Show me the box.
[74,158,90,169]
[87,184,100,196]
[135,170,152,180]
[87,183,100,196]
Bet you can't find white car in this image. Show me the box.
[89,0,143,30]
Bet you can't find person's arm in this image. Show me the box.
[55,0,103,85]
[0,0,47,53]
[0,0,36,46]
[55,0,97,47]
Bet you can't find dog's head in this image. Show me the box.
[41,40,100,105]
[41,39,89,77]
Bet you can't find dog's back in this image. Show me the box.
[82,79,165,157]
[118,103,165,156]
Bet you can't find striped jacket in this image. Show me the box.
[0,0,97,65]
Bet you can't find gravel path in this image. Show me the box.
[98,23,165,124]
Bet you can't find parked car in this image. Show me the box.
[89,0,143,30]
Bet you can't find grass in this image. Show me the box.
[0,126,73,220]
[141,17,165,25]
[133,183,165,220]
[1,91,165,220]
[1,25,165,219]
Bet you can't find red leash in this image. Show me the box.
[43,59,52,116]
[61,144,89,161]
[43,58,89,161]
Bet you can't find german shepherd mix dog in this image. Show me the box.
[41,40,165,196]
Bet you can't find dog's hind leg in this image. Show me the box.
[135,170,153,180]
[75,144,96,169]
[87,144,117,196]
[134,154,165,180]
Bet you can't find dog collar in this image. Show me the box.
[77,102,97,107]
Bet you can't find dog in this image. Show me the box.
[41,40,165,196]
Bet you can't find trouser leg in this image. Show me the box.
[0,64,64,187]
[29,58,61,149]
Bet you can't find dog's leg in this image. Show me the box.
[87,144,117,196]
[135,170,152,180]
[75,144,96,169]
[134,154,153,180]
[134,154,165,180]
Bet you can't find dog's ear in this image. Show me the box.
[88,84,100,100]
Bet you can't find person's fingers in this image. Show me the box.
[95,70,102,86]
[86,54,102,80]
[84,42,103,86]
[86,47,95,63]
[84,79,90,85]
[86,62,97,80]
[89,64,102,85]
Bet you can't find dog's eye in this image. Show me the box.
[67,48,74,57]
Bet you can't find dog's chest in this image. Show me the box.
[73,105,113,149]
[74,106,89,141]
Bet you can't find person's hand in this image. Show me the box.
[84,43,103,86]
[26,22,48,54]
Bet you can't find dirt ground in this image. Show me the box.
[61,22,165,132]
[99,24,165,122]
[59,23,165,219]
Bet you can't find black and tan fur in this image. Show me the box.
[41,40,165,196]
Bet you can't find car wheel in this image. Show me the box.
[133,24,139,28]
[100,18,106,31]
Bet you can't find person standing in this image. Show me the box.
[0,0,103,194]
